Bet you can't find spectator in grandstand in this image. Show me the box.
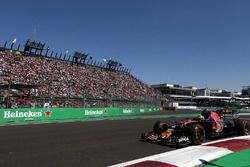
[0,51,161,108]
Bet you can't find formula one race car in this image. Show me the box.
[141,113,249,145]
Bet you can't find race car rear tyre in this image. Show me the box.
[153,121,168,135]
[235,120,250,135]
[188,124,205,145]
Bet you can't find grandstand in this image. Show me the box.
[0,40,162,109]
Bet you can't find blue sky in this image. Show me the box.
[0,0,249,91]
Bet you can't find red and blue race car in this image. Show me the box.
[141,112,249,145]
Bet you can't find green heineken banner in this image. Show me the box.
[0,107,160,123]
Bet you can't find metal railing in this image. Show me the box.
[0,95,160,109]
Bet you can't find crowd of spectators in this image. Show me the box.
[0,51,162,108]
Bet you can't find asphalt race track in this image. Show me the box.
[0,111,249,167]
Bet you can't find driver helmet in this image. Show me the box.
[201,109,211,119]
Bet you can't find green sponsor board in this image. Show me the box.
[0,107,159,123]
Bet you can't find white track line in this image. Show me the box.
[110,135,250,167]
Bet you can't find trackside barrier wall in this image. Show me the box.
[0,107,160,123]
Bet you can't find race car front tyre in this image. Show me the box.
[153,121,168,135]
[188,124,205,145]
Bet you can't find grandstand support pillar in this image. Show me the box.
[49,83,51,104]
[39,49,43,56]
[68,55,71,61]
[7,82,10,108]
[59,53,62,59]
[10,43,14,51]
[98,100,100,107]
[50,51,54,57]
[248,88,250,108]
[5,72,11,108]
[4,41,7,48]
[17,44,20,51]
[68,88,70,107]
[45,47,50,57]
[35,49,38,55]
[83,93,86,107]
[67,80,73,108]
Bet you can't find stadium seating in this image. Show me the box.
[0,51,161,108]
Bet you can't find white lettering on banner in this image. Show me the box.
[85,110,103,115]
[4,110,43,119]
[140,109,145,113]
[24,112,28,117]
[123,109,133,114]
